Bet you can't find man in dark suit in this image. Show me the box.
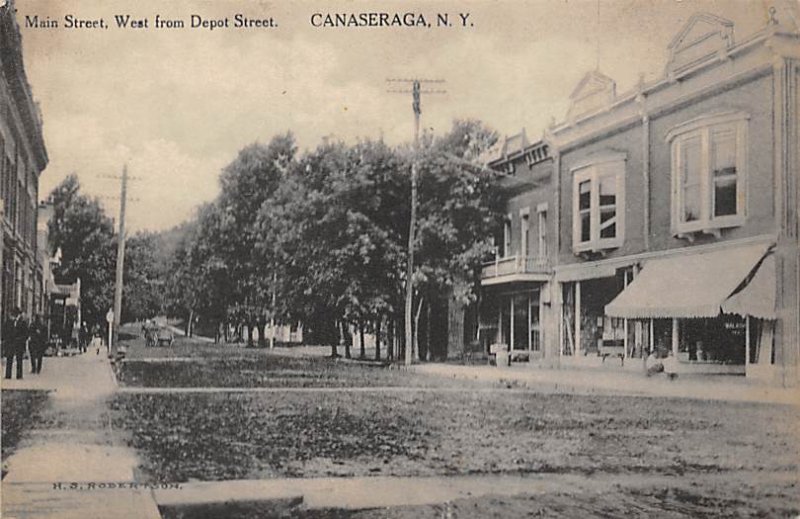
[79,322,89,353]
[2,310,16,375]
[4,308,28,380]
[29,315,46,374]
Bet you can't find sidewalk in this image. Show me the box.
[414,362,800,406]
[1,352,160,519]
[1,350,115,397]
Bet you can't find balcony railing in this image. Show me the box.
[481,254,550,279]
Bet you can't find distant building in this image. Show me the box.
[0,2,49,325]
[37,201,81,342]
[480,11,799,386]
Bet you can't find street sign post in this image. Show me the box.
[106,309,114,354]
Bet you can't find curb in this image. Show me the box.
[157,496,303,519]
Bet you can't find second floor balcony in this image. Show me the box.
[481,254,551,285]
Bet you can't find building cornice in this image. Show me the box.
[0,6,48,172]
[548,24,798,155]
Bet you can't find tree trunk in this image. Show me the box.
[332,320,341,358]
[185,310,192,337]
[375,318,381,361]
[343,321,351,359]
[425,302,432,361]
[414,297,424,362]
[257,321,266,348]
[359,322,366,359]
[399,319,405,361]
[246,323,255,347]
[387,319,394,361]
[448,296,466,360]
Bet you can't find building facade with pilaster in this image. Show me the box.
[0,3,49,325]
[481,11,799,385]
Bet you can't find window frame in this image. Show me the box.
[571,153,626,253]
[519,207,530,258]
[667,112,748,237]
[502,214,512,258]
[537,203,548,259]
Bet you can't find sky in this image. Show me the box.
[17,0,794,232]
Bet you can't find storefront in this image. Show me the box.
[479,284,545,362]
[559,273,631,357]
[605,242,776,376]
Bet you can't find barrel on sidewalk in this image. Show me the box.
[489,343,509,367]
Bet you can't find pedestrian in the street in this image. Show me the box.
[29,315,47,374]
[91,332,103,355]
[79,322,89,353]
[4,308,29,380]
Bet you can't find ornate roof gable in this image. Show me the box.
[666,13,735,78]
[566,70,616,122]
[480,129,528,165]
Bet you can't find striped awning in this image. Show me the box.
[605,243,773,319]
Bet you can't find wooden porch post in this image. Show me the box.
[745,315,751,368]
[623,270,629,358]
[649,319,654,353]
[528,292,532,353]
[497,303,502,344]
[510,296,515,351]
[558,283,564,357]
[575,281,582,356]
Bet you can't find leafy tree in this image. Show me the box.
[122,232,163,322]
[217,134,296,345]
[47,174,116,329]
[183,203,233,341]
[412,120,502,359]
[257,141,353,355]
[169,120,501,362]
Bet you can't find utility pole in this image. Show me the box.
[97,167,139,358]
[111,164,128,359]
[387,78,445,366]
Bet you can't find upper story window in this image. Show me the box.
[667,112,748,238]
[571,153,626,253]
[537,203,548,258]
[520,209,530,257]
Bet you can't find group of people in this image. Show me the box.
[3,307,48,380]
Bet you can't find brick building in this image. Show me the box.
[481,11,799,385]
[479,133,557,364]
[0,3,49,324]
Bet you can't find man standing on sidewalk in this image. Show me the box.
[4,308,28,380]
[29,315,46,374]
